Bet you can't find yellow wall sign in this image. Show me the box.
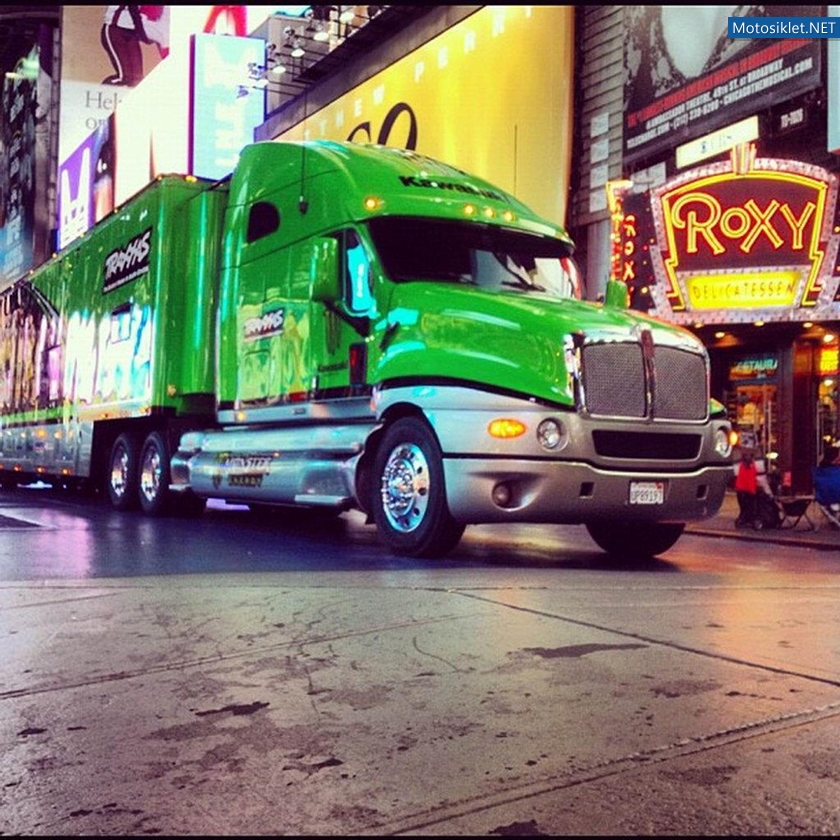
[820,346,839,376]
[272,6,574,227]
[686,270,800,310]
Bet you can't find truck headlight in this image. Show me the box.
[537,418,568,451]
[714,426,733,458]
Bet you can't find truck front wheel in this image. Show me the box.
[372,416,464,558]
[586,521,685,558]
[108,433,140,511]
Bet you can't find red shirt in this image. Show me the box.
[735,460,758,494]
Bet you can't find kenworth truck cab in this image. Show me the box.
[0,141,734,557]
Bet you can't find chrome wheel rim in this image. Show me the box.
[380,442,430,533]
[140,444,161,504]
[110,444,129,499]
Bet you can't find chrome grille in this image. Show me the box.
[580,340,707,421]
[581,343,645,417]
[652,346,707,420]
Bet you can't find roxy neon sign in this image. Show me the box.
[655,144,835,313]
[668,193,816,255]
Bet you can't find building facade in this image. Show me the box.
[572,5,839,495]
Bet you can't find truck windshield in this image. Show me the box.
[367,217,582,300]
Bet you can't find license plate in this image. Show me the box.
[629,480,665,505]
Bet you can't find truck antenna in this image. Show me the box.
[299,95,309,214]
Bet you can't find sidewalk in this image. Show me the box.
[685,490,840,550]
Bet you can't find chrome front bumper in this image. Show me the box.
[442,457,732,524]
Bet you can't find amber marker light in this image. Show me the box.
[488,418,527,438]
[463,203,477,216]
[502,210,515,222]
[482,206,496,219]
[363,196,382,211]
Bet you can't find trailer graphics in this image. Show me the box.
[103,228,152,293]
[0,141,734,557]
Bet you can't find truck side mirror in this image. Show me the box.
[604,278,629,309]
[311,237,340,302]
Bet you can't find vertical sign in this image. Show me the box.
[190,33,265,180]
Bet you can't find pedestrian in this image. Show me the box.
[735,449,759,528]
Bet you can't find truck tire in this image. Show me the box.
[372,416,465,558]
[586,521,685,558]
[108,432,140,511]
[138,430,172,516]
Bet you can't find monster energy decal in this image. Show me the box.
[211,454,272,489]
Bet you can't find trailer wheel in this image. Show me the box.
[586,521,685,558]
[138,431,172,516]
[372,416,464,558]
[108,433,140,511]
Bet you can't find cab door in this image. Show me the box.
[308,228,375,398]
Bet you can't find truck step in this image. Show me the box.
[293,494,353,508]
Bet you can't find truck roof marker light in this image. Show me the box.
[364,196,383,211]
[502,210,516,222]
[488,418,527,439]
[482,207,496,219]
[463,203,477,217]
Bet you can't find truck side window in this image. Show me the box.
[342,229,373,314]
[246,201,280,243]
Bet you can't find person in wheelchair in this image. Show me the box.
[814,446,840,528]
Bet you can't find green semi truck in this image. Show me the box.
[0,140,734,557]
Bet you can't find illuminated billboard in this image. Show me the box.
[0,30,55,287]
[58,32,264,249]
[190,33,265,179]
[623,5,821,164]
[614,144,840,326]
[58,6,298,176]
[268,5,575,228]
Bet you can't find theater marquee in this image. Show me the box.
[617,144,840,325]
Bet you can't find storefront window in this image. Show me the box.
[819,336,839,460]
[725,352,779,459]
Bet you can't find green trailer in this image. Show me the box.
[0,141,734,557]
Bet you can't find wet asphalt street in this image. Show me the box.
[1,486,840,835]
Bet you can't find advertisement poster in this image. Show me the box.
[59,6,170,172]
[271,5,575,228]
[0,28,54,288]
[623,5,821,164]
